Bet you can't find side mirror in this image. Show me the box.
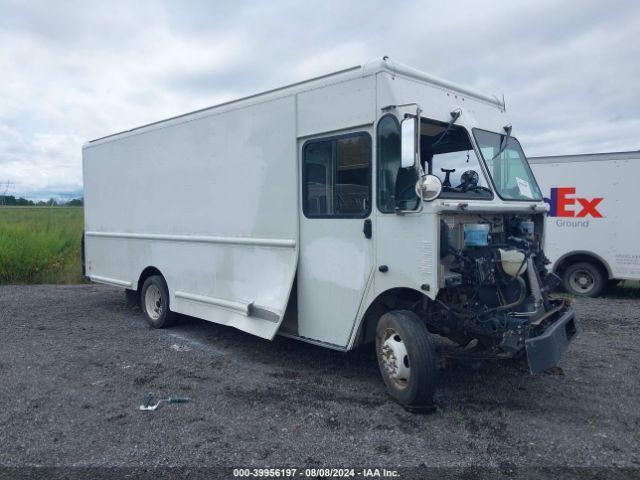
[400,117,417,168]
[416,174,442,202]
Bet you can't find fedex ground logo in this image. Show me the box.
[543,187,603,218]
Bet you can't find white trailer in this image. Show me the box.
[529,151,640,296]
[84,58,577,409]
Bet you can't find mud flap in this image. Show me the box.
[525,309,577,374]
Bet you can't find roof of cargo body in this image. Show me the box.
[529,150,640,164]
[86,57,505,146]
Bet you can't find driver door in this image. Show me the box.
[296,131,375,347]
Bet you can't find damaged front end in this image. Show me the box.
[425,212,577,373]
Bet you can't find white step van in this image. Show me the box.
[83,58,576,409]
[529,151,640,297]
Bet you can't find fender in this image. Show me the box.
[552,250,612,278]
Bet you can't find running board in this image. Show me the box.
[174,291,280,323]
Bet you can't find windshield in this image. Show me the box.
[473,129,542,201]
[420,119,492,199]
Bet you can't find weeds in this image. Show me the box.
[0,207,85,284]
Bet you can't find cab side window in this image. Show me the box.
[303,133,371,218]
[377,115,401,213]
[303,141,333,216]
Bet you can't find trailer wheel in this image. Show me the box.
[375,310,437,409]
[140,275,176,328]
[562,262,605,297]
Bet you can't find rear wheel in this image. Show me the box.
[375,310,438,409]
[562,262,605,297]
[140,275,176,328]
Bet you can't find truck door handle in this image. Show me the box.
[363,219,372,239]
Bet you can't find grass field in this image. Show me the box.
[0,207,85,284]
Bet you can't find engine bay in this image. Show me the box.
[425,212,569,358]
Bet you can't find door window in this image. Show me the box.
[376,115,401,213]
[302,133,371,218]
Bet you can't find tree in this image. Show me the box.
[0,195,33,206]
[65,198,84,207]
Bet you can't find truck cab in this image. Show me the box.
[287,61,578,409]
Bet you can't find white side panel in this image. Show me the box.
[297,76,376,137]
[297,219,374,346]
[83,96,298,339]
[377,72,508,134]
[531,158,640,280]
[374,213,440,297]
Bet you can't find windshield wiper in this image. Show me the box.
[490,124,512,160]
[431,109,462,148]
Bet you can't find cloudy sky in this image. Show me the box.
[0,0,638,200]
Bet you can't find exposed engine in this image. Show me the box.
[426,213,569,359]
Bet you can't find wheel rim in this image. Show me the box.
[380,328,410,388]
[569,269,595,294]
[144,284,163,320]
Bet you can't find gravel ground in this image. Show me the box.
[0,284,639,471]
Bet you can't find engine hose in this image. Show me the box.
[434,299,476,320]
[481,275,527,315]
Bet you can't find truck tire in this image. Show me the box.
[562,262,605,297]
[375,310,438,409]
[140,275,176,328]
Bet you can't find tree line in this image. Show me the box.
[0,195,84,207]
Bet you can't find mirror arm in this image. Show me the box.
[490,123,513,161]
[415,107,424,178]
[430,109,462,149]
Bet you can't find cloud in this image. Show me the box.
[0,0,638,198]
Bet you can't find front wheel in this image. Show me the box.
[140,275,176,328]
[375,310,438,409]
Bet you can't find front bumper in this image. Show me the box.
[525,308,577,374]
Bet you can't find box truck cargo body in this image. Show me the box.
[83,58,576,409]
[529,151,640,297]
